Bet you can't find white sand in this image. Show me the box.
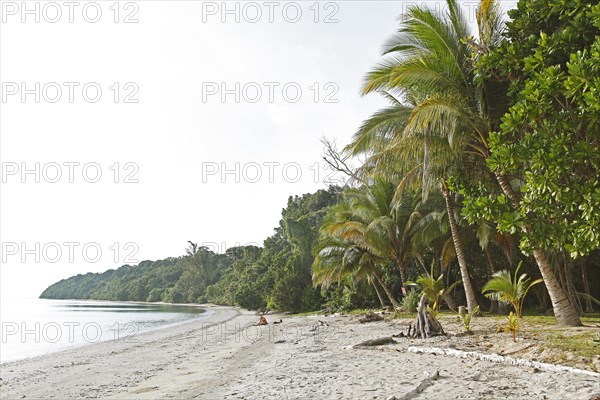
[1,306,598,399]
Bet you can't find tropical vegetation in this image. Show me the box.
[482,262,543,318]
[41,0,599,327]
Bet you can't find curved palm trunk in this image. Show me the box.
[495,173,521,209]
[373,270,401,310]
[440,181,479,313]
[532,249,582,326]
[371,279,387,309]
[495,173,582,326]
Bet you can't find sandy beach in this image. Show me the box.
[1,306,598,400]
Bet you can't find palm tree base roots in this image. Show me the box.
[409,294,445,338]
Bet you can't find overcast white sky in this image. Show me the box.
[0,1,516,298]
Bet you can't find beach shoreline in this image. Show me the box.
[1,306,598,399]
[0,299,215,365]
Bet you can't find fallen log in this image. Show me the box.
[407,346,599,377]
[353,337,396,348]
[397,370,440,400]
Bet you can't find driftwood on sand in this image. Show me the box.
[353,337,396,348]
[395,370,440,400]
[410,294,444,339]
[407,346,600,377]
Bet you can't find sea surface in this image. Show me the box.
[0,297,212,363]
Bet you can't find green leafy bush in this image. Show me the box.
[401,289,421,312]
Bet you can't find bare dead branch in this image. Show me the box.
[321,137,364,186]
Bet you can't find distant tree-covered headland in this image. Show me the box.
[42,0,600,322]
[41,188,353,313]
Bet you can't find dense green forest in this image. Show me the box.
[41,187,367,312]
[42,0,600,324]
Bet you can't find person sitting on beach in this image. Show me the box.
[256,315,268,326]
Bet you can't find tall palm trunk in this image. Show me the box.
[391,231,409,295]
[371,279,387,309]
[484,247,499,313]
[440,180,479,313]
[397,260,408,296]
[532,249,582,326]
[495,173,582,326]
[373,270,401,309]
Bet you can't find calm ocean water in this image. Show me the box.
[0,297,212,363]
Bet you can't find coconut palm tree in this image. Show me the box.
[313,238,397,310]
[346,90,482,313]
[313,201,402,309]
[355,0,499,314]
[349,0,581,326]
[345,179,427,295]
[316,181,425,293]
